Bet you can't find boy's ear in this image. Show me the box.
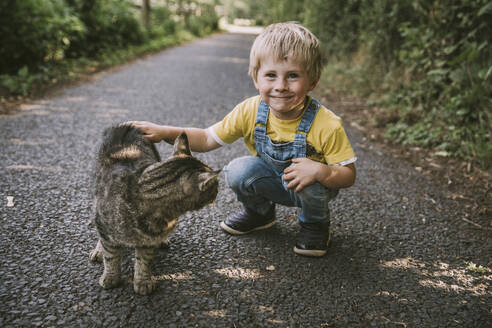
[309,77,320,91]
[252,77,259,90]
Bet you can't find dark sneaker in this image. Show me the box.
[293,221,331,257]
[220,205,276,235]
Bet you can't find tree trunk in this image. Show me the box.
[142,0,151,31]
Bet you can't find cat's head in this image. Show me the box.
[169,132,220,206]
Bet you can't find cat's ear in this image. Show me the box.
[198,171,220,191]
[173,132,191,156]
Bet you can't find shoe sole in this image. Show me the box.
[293,247,327,257]
[220,220,276,235]
[293,234,331,257]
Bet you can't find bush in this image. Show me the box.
[0,0,220,97]
[384,0,492,168]
[149,6,176,38]
[65,0,144,58]
[304,0,361,56]
[185,4,219,37]
[0,0,84,75]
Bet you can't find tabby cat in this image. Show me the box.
[89,123,219,295]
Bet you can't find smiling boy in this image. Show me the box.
[131,22,356,257]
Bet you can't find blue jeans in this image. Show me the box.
[224,156,339,224]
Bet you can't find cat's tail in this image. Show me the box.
[98,123,143,162]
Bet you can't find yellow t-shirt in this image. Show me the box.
[210,95,356,165]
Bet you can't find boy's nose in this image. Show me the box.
[274,79,288,91]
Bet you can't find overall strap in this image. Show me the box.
[255,100,269,126]
[297,98,320,133]
[293,98,320,157]
[254,100,270,153]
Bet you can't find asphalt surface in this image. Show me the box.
[1,33,490,327]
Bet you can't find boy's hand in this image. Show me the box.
[127,121,166,143]
[283,158,326,192]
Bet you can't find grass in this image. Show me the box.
[466,262,488,274]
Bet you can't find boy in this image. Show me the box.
[131,22,356,257]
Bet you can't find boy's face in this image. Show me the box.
[253,56,317,120]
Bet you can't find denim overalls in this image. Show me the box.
[225,98,339,224]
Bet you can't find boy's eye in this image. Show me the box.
[287,73,299,79]
[266,73,276,78]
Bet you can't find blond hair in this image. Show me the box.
[249,22,324,84]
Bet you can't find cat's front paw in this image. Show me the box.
[89,247,103,263]
[99,273,122,289]
[89,240,103,263]
[133,279,157,295]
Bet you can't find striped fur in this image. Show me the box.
[90,124,219,295]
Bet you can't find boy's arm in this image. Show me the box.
[130,121,221,152]
[283,158,356,192]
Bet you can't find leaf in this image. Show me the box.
[485,65,492,80]
[434,60,446,68]
[434,151,450,157]
[466,262,488,274]
[444,45,457,55]
[427,69,448,76]
[478,2,492,16]
[466,48,480,62]
[449,47,472,65]
[450,68,465,82]
[18,66,29,77]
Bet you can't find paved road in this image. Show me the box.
[1,33,490,327]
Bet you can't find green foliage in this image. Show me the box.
[0,0,84,75]
[65,0,144,57]
[466,262,488,274]
[261,0,305,24]
[222,0,304,26]
[304,0,361,56]
[384,0,492,168]
[185,4,219,37]
[148,6,176,38]
[357,0,417,65]
[0,67,39,96]
[0,0,143,73]
[1,0,219,98]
